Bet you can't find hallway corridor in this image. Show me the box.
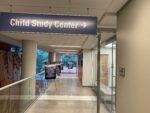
[25,74,109,113]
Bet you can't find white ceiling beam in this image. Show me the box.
[0,34,22,47]
[98,12,116,24]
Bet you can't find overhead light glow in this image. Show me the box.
[55,49,79,52]
[105,43,116,48]
[49,45,81,48]
[57,52,77,54]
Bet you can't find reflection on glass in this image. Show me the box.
[0,76,50,113]
[100,42,116,113]
[36,49,49,74]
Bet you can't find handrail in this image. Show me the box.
[36,71,45,76]
[0,75,36,91]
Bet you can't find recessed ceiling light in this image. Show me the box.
[49,45,81,48]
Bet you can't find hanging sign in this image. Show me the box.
[0,12,97,35]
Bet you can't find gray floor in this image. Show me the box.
[25,74,109,113]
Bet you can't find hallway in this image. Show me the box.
[25,74,109,113]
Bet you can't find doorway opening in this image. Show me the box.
[61,54,78,74]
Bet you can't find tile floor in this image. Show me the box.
[25,74,109,113]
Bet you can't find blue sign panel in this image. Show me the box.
[0,12,97,35]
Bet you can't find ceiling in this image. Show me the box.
[0,0,128,52]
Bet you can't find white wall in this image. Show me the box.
[82,50,93,86]
[91,49,97,86]
[117,1,150,113]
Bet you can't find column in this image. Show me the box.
[82,49,93,86]
[52,52,57,62]
[22,40,37,77]
[20,40,37,112]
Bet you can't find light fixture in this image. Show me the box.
[105,43,116,48]
[49,45,81,48]
[55,49,79,52]
[57,52,77,54]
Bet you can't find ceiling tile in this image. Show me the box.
[82,36,97,49]
[0,0,128,51]
[107,0,128,13]
[89,9,105,20]
[71,0,112,9]
[0,5,10,12]
[101,32,115,42]
[10,0,69,7]
[12,5,49,13]
[100,15,117,27]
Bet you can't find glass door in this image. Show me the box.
[100,41,116,113]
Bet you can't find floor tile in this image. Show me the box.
[25,74,109,113]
